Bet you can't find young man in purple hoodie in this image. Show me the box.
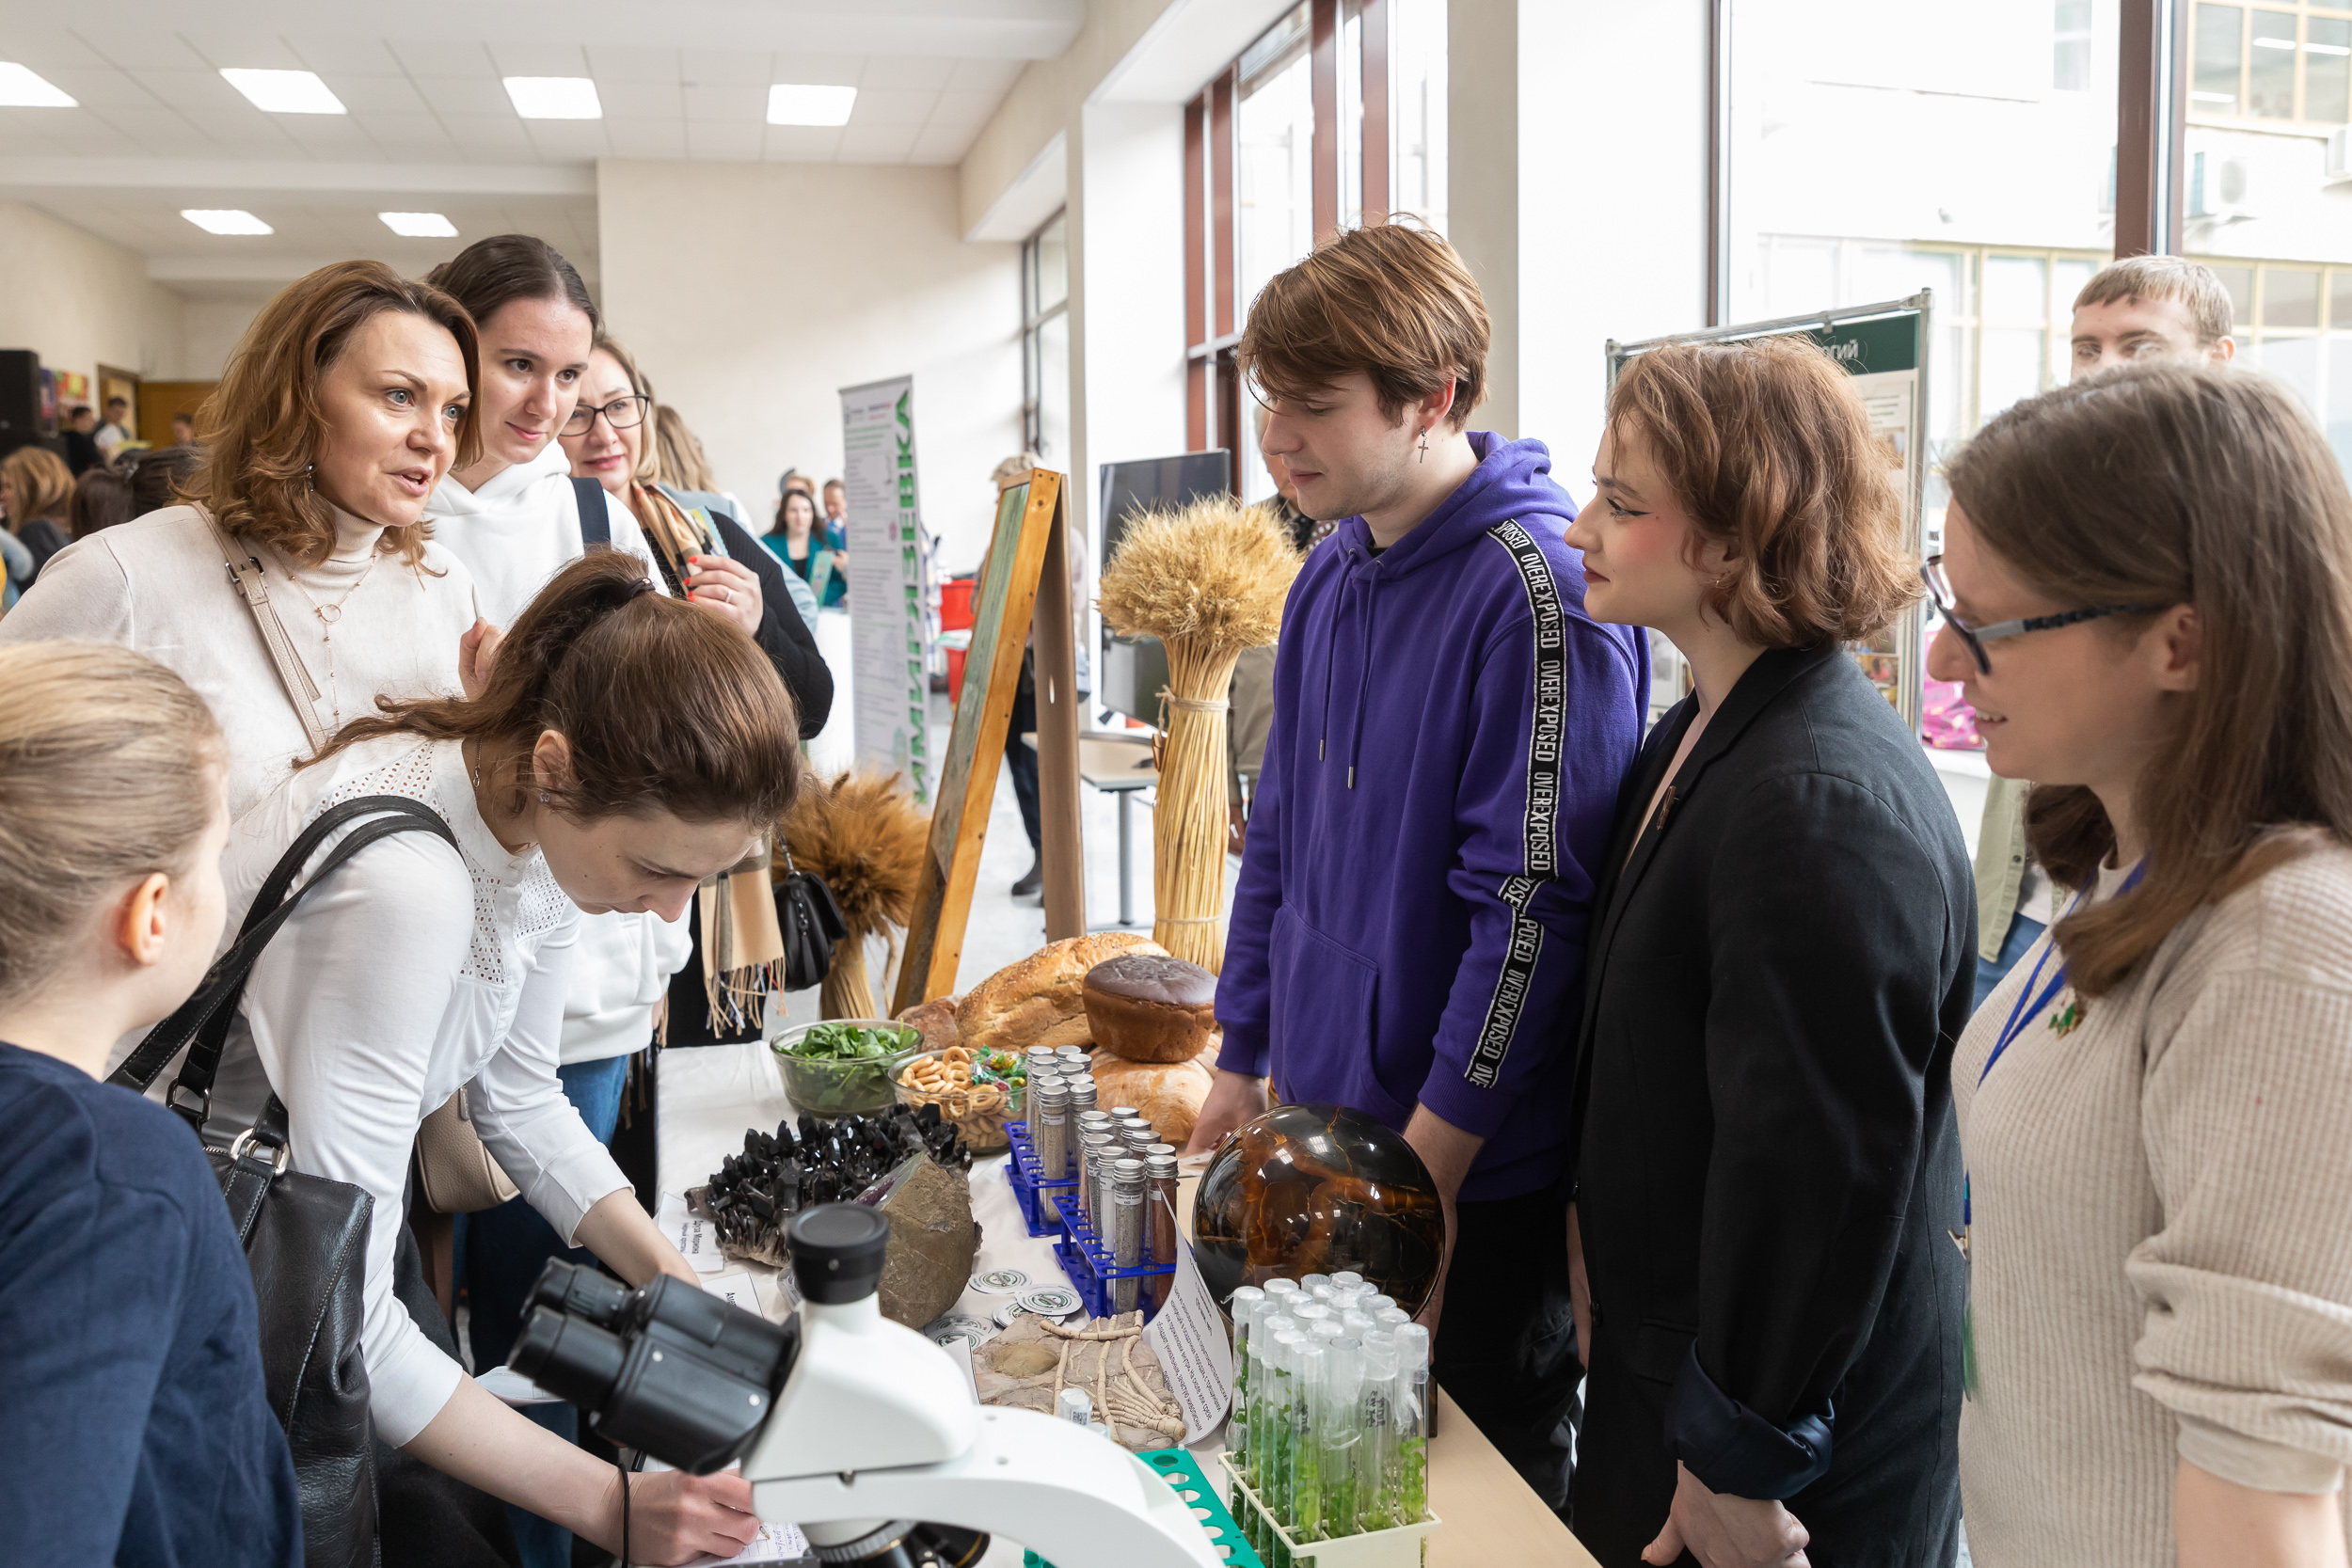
[1190,224,1649,1507]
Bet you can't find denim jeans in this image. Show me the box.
[454,1052,632,1568]
[1972,913,2048,1012]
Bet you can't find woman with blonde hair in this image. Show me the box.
[1564,335,1973,1566]
[1,443,74,581]
[1933,363,2352,1565]
[0,643,299,1567]
[0,260,489,819]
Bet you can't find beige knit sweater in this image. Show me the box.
[1953,847,2352,1565]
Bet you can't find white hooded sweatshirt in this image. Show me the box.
[423,441,693,1064]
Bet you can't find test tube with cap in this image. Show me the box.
[1323,1336,1365,1538]
[1105,1103,1142,1122]
[1228,1286,1267,1478]
[1359,1329,1401,1529]
[1257,1315,1299,1514]
[1329,1271,1363,1290]
[1108,1158,1146,1314]
[1290,1340,1327,1542]
[1394,1323,1432,1522]
[1375,1306,1411,1330]
[1300,1273,1333,1295]
[1363,1293,1395,1315]
[1263,1277,1302,1303]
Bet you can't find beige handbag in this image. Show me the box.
[414,1087,520,1214]
[206,509,519,1217]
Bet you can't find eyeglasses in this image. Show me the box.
[563,394,650,436]
[1920,554,2168,675]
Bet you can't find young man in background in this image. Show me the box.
[1193,222,1649,1510]
[93,395,132,463]
[1971,254,2236,1005]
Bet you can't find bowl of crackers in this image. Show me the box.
[895,1045,1025,1153]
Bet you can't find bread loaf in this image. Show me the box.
[955,932,1166,1053]
[1085,954,1217,1063]
[1090,1049,1216,1146]
[897,996,961,1056]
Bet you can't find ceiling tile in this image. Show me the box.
[685,119,765,159]
[835,123,918,163]
[679,48,776,86]
[435,112,537,156]
[485,41,591,78]
[285,38,405,76]
[769,53,863,87]
[179,34,306,71]
[70,30,213,71]
[171,105,294,143]
[946,57,1025,94]
[603,117,688,159]
[523,119,612,158]
[846,87,936,128]
[682,80,765,121]
[909,122,980,165]
[327,75,429,115]
[859,57,956,92]
[595,79,679,119]
[357,111,460,159]
[412,76,514,117]
[8,30,110,71]
[586,46,680,85]
[273,116,381,156]
[389,40,495,79]
[87,106,206,149]
[0,108,72,150]
[925,87,1007,129]
[135,69,251,112]
[32,66,158,109]
[761,124,843,162]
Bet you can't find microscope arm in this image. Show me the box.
[748,1406,1224,1568]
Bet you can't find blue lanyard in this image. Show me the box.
[1964,861,2144,1229]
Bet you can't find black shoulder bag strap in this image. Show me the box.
[111,795,459,1135]
[574,476,612,550]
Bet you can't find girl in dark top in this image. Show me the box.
[2,443,75,580]
[0,641,301,1568]
[1561,336,1973,1568]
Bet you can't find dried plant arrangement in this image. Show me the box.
[779,769,930,1018]
[1097,498,1301,970]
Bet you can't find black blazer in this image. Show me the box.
[1567,644,1972,1563]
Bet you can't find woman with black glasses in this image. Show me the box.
[1931,364,2352,1567]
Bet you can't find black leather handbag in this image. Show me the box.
[774,842,848,993]
[114,795,461,1568]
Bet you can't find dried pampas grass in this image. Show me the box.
[1099,498,1302,970]
[780,769,930,1019]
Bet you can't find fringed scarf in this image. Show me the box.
[631,480,788,1037]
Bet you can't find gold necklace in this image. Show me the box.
[277,547,380,730]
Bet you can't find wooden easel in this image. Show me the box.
[893,470,1084,1011]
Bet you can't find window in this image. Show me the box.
[2191,2,2352,124]
[2055,0,2096,90]
[1021,210,1069,463]
[2206,256,2352,470]
[1184,0,1443,472]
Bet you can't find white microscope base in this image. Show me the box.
[749,1406,1222,1568]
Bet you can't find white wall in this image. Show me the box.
[176,297,266,382]
[0,198,185,388]
[595,158,1024,571]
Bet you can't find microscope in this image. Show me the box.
[514,1203,1224,1568]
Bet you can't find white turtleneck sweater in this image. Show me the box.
[0,502,480,819]
[423,443,691,1065]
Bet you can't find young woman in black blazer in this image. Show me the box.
[1561,337,1975,1568]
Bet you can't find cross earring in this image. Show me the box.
[1418,427,1429,463]
[537,791,549,803]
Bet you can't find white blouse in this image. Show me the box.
[223,734,629,1447]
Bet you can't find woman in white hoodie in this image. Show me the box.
[415,235,745,1566]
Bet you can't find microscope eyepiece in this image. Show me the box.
[786,1203,890,1305]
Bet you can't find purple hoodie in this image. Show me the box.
[1216,433,1648,1201]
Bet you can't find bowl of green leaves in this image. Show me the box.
[771,1020,922,1117]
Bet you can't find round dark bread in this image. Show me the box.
[1085,954,1216,1063]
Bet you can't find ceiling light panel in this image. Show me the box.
[220,68,346,114]
[0,62,76,107]
[183,209,273,235]
[379,212,458,238]
[768,83,856,126]
[503,76,602,119]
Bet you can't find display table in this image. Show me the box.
[657,1041,1597,1567]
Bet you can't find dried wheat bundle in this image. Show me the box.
[1098,498,1301,970]
[779,768,930,1018]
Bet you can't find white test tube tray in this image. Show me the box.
[1217,1451,1441,1568]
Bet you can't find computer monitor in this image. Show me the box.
[1096,451,1232,721]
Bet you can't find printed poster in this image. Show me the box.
[838,375,932,803]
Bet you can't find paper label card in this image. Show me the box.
[659,1189,729,1275]
[1140,1209,1233,1443]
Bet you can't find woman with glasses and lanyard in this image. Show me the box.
[1562,336,1974,1568]
[1931,364,2352,1567]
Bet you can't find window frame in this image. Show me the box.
[1020,209,1069,460]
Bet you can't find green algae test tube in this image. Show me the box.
[1395,1323,1432,1523]
[1229,1285,1265,1476]
[1290,1340,1327,1543]
[1323,1336,1364,1538]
